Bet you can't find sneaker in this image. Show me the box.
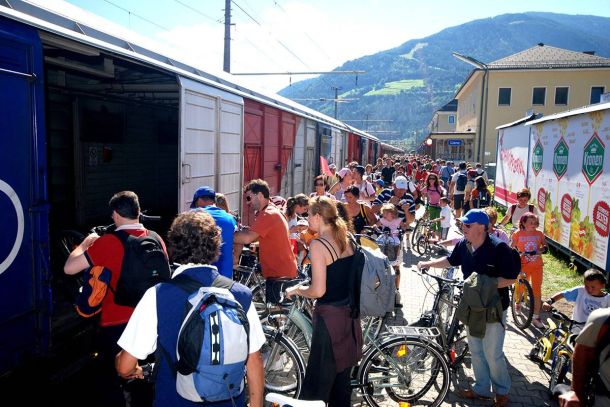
[532,317,546,329]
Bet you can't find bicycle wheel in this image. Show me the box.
[436,289,454,338]
[511,279,534,329]
[261,326,306,398]
[528,339,545,364]
[548,352,570,393]
[359,336,450,407]
[416,236,428,256]
[445,315,469,369]
[267,308,312,362]
[361,316,385,345]
[411,220,422,246]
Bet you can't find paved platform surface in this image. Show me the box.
[353,211,563,406]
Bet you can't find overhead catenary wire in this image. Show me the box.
[271,0,332,61]
[102,0,171,31]
[172,0,224,24]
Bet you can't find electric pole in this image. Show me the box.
[223,0,231,73]
[332,86,342,119]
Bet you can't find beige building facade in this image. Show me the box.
[451,44,610,164]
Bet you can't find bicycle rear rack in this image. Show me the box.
[386,325,441,338]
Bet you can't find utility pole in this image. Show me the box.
[332,86,341,119]
[223,0,231,73]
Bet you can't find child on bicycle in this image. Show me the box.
[511,212,547,328]
[542,268,609,326]
[376,203,403,243]
[376,203,403,261]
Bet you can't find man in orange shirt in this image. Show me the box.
[234,179,298,301]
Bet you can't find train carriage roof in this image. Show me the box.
[0,0,378,141]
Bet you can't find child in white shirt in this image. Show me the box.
[543,269,610,326]
[432,197,452,240]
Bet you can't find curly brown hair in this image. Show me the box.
[168,211,221,265]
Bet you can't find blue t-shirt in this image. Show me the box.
[200,206,237,278]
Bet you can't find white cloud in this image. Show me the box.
[152,1,412,93]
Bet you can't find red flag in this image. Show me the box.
[320,156,332,176]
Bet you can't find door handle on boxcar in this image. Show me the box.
[182,163,192,184]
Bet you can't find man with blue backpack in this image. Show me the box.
[116,210,265,407]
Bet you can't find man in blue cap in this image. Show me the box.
[191,186,237,279]
[417,209,518,407]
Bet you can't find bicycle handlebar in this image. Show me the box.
[418,267,463,286]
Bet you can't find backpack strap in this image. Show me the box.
[159,272,251,380]
[359,203,367,220]
[315,236,339,262]
[509,203,516,217]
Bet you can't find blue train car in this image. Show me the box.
[0,16,51,374]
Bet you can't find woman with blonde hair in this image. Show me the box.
[286,196,362,406]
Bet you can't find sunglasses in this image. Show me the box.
[315,183,324,187]
[461,223,472,229]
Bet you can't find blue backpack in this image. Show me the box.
[160,273,251,403]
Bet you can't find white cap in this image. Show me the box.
[394,176,408,190]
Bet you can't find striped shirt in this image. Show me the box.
[373,188,416,220]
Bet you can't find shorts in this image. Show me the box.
[427,205,441,231]
[441,227,449,240]
[453,194,465,210]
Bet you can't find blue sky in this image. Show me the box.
[38,0,610,92]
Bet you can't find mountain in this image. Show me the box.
[278,12,610,147]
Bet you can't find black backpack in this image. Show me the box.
[455,173,467,192]
[113,230,171,307]
[473,189,491,208]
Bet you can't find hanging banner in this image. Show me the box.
[527,108,610,270]
[495,125,531,206]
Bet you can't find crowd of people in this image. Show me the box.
[62,152,609,407]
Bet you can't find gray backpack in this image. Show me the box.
[350,236,396,317]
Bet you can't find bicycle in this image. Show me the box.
[355,325,451,407]
[410,210,430,247]
[510,270,535,329]
[261,325,307,397]
[410,267,468,370]
[528,308,582,393]
[234,250,314,362]
[414,220,446,256]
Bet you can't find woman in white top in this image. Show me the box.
[310,175,334,199]
[329,168,353,202]
[499,188,536,226]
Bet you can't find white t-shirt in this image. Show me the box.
[117,269,266,360]
[356,180,376,200]
[509,203,536,225]
[451,171,467,195]
[440,205,452,228]
[562,286,610,324]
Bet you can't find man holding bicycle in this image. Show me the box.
[64,191,168,407]
[234,179,298,302]
[417,209,518,407]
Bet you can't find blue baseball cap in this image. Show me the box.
[190,186,216,208]
[375,179,385,187]
[459,209,489,227]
